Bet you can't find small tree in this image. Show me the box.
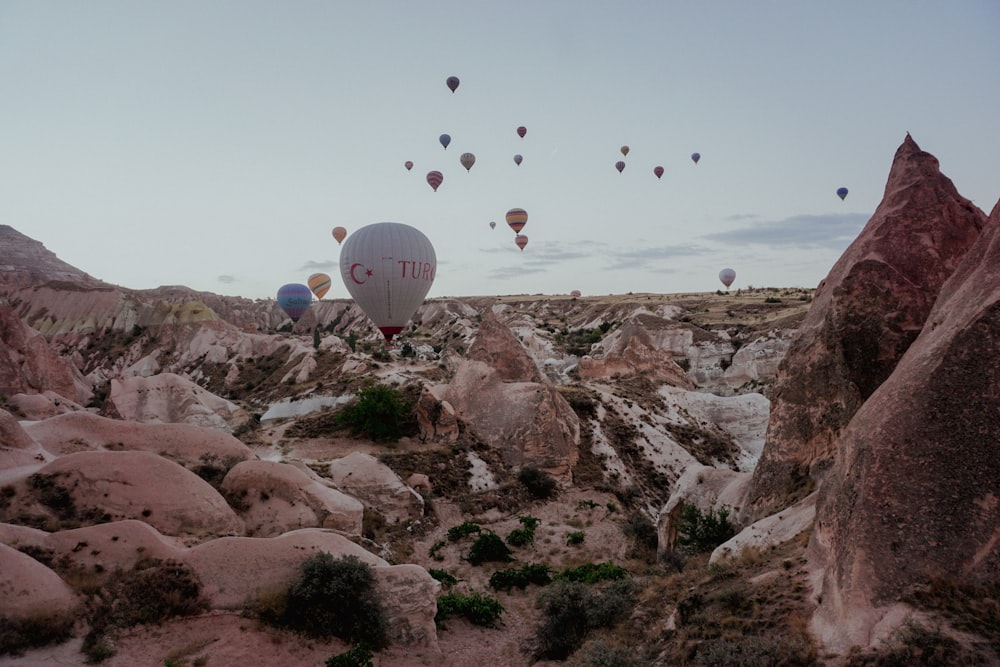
[676,505,736,553]
[336,383,412,442]
[313,326,321,349]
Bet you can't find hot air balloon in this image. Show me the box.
[439,134,451,150]
[513,154,523,166]
[332,226,347,244]
[404,161,413,171]
[339,222,436,342]
[615,161,625,173]
[719,268,736,289]
[654,166,664,179]
[446,76,460,93]
[570,290,582,298]
[489,221,496,230]
[515,234,528,251]
[426,171,443,192]
[516,126,527,138]
[276,283,312,322]
[620,145,630,157]
[506,208,527,233]
[460,152,476,171]
[308,272,332,300]
[691,152,701,164]
[837,187,848,200]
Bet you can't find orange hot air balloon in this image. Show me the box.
[332,227,347,244]
[426,170,443,191]
[620,145,630,157]
[515,234,528,251]
[404,160,413,171]
[654,166,664,179]
[308,272,332,299]
[506,207,527,233]
[516,126,527,138]
[615,161,625,173]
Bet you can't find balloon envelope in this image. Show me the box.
[515,234,528,251]
[339,222,436,341]
[460,152,476,171]
[276,283,312,322]
[837,187,849,200]
[307,273,332,300]
[404,160,413,171]
[439,134,451,149]
[506,208,528,233]
[654,166,664,179]
[332,226,347,244]
[570,290,582,297]
[719,268,736,288]
[446,76,459,93]
[615,160,625,173]
[516,126,527,138]
[691,152,701,164]
[426,171,443,191]
[620,145,630,157]
[489,221,496,229]
[513,154,523,166]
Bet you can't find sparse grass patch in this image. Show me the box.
[0,612,75,657]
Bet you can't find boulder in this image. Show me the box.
[746,135,986,519]
[0,542,79,622]
[221,460,363,536]
[103,372,251,432]
[327,452,423,524]
[415,385,458,443]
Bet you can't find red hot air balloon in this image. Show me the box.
[506,208,527,233]
[426,171,443,191]
[446,76,460,93]
[515,234,528,251]
[654,166,664,179]
[615,161,625,173]
[719,268,736,289]
[460,152,476,171]
[404,161,413,171]
[332,226,347,244]
[516,126,527,138]
[513,154,523,166]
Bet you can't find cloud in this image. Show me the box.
[702,213,869,249]
[603,244,709,270]
[217,274,236,284]
[299,259,339,271]
[487,264,550,279]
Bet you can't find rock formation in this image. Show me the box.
[0,305,91,405]
[327,452,424,524]
[579,316,694,387]
[809,197,1000,653]
[102,372,251,432]
[745,134,986,519]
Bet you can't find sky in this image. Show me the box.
[2,2,999,301]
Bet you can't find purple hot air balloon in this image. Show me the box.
[426,171,443,192]
[653,166,664,179]
[516,126,527,138]
[719,268,736,289]
[404,160,413,171]
[615,160,625,173]
[276,283,312,322]
[446,76,460,93]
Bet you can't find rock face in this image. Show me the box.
[0,305,91,405]
[746,135,986,519]
[437,309,580,481]
[0,225,101,288]
[810,197,1000,653]
[0,542,79,622]
[579,317,694,388]
[327,452,424,524]
[103,372,251,432]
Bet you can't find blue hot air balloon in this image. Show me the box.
[837,187,849,201]
[276,283,312,322]
[439,134,451,149]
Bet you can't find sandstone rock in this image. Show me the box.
[327,452,423,524]
[0,542,79,622]
[407,473,432,495]
[0,304,91,404]
[746,135,986,519]
[809,196,1000,654]
[0,409,49,475]
[579,317,694,387]
[415,386,458,443]
[221,460,363,536]
[710,493,816,564]
[27,450,243,538]
[5,390,86,420]
[102,372,251,432]
[656,464,751,556]
[0,224,101,288]
[0,408,37,451]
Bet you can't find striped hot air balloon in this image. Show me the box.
[615,161,625,173]
[517,126,527,138]
[515,234,528,251]
[506,208,528,233]
[307,273,332,300]
[460,152,476,171]
[426,171,443,192]
[276,283,312,322]
[654,166,664,179]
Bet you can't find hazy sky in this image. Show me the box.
[3,2,998,300]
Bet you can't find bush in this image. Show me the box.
[279,553,388,648]
[489,563,552,592]
[428,569,458,587]
[518,466,557,499]
[676,505,737,553]
[568,639,653,667]
[447,521,482,542]
[0,613,74,658]
[325,644,374,667]
[436,592,504,628]
[567,531,586,545]
[555,562,630,584]
[336,383,411,442]
[534,579,636,660]
[466,531,513,566]
[506,515,541,547]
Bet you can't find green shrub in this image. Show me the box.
[555,562,629,584]
[447,521,482,542]
[534,579,636,660]
[488,563,552,592]
[506,515,541,547]
[325,644,374,667]
[676,505,736,553]
[428,569,458,587]
[567,531,586,546]
[518,466,557,499]
[436,592,504,628]
[279,553,387,648]
[428,539,446,561]
[466,531,513,566]
[336,383,411,442]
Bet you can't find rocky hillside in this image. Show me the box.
[1,134,997,666]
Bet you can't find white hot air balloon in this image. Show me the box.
[339,222,436,341]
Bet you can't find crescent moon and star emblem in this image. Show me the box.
[349,263,373,285]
